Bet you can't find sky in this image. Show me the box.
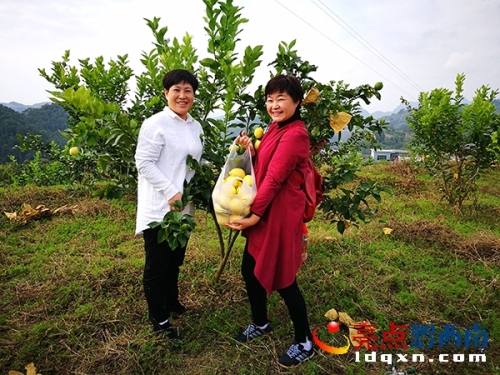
[1,0,499,113]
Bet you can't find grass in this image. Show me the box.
[1,163,499,375]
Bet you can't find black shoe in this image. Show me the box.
[278,342,315,368]
[235,323,272,343]
[153,321,181,340]
[169,302,187,318]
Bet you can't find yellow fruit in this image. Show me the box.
[254,127,264,139]
[232,178,242,189]
[238,192,251,205]
[213,203,226,214]
[229,168,246,179]
[229,198,245,215]
[254,140,261,149]
[224,175,235,183]
[230,186,238,195]
[242,206,251,216]
[213,189,232,209]
[243,175,253,187]
[69,146,79,156]
[230,214,244,222]
[216,214,230,225]
[228,144,239,153]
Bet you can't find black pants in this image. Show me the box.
[143,226,186,325]
[241,245,311,343]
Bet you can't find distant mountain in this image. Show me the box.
[23,104,68,145]
[493,99,500,114]
[371,110,393,119]
[0,101,51,113]
[0,103,68,164]
[365,101,418,119]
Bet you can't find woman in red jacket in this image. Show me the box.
[226,74,314,367]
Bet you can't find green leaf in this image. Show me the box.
[200,58,217,68]
[167,235,178,250]
[178,235,187,248]
[148,221,162,228]
[157,229,167,244]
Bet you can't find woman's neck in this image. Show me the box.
[278,111,301,128]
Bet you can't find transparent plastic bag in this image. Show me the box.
[212,140,257,225]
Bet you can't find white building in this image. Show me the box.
[370,149,409,162]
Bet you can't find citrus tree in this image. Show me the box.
[404,74,500,210]
[37,0,388,281]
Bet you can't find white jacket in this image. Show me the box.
[135,107,203,235]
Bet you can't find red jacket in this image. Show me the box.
[243,119,309,293]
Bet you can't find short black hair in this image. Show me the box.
[162,69,199,92]
[265,74,304,103]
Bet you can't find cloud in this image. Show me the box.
[444,52,474,69]
[1,0,499,113]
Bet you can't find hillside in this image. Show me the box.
[0,105,44,163]
[0,103,68,164]
[376,109,413,149]
[23,103,68,145]
[374,100,500,150]
[0,101,51,113]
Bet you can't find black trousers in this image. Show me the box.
[143,226,186,325]
[241,245,311,343]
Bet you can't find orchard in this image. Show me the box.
[36,0,388,280]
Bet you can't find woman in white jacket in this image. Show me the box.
[135,69,203,339]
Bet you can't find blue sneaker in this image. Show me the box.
[278,342,315,367]
[235,323,272,342]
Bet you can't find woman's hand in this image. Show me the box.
[168,192,183,211]
[235,131,255,157]
[225,213,260,231]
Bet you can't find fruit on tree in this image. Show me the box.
[254,127,264,139]
[69,147,79,156]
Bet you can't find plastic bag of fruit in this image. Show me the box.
[212,140,257,225]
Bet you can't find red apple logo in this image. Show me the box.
[327,321,340,333]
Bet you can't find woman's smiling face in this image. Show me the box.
[266,91,299,123]
[164,81,195,120]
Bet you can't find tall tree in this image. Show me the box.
[405,74,500,209]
